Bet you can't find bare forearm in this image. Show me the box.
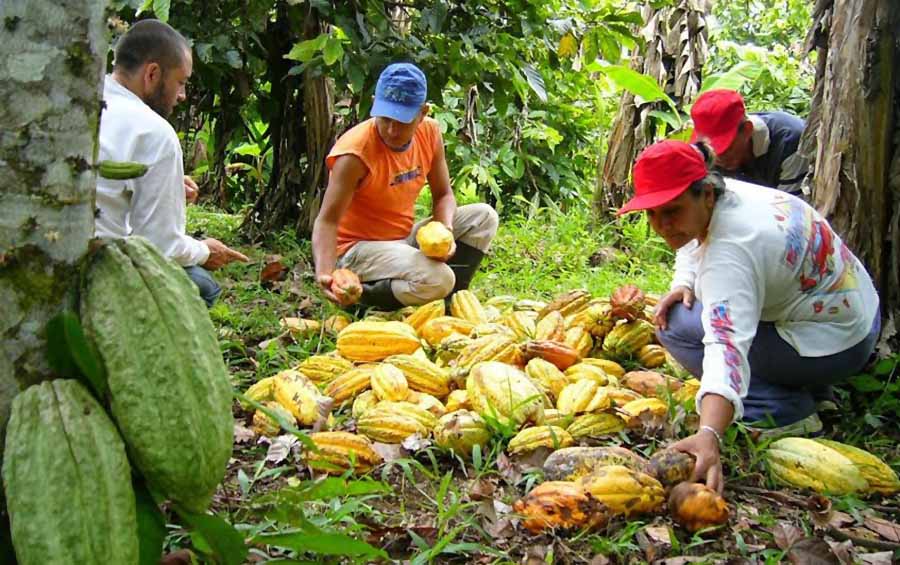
[312,219,339,277]
[699,393,734,436]
[431,192,456,228]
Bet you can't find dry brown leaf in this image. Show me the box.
[858,552,894,565]
[637,524,672,562]
[468,478,496,502]
[786,537,840,564]
[370,442,405,463]
[233,423,255,444]
[589,555,610,565]
[826,540,855,565]
[863,516,900,543]
[260,255,287,284]
[773,522,806,551]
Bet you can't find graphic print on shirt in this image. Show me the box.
[390,166,423,186]
[771,197,858,301]
[708,301,743,394]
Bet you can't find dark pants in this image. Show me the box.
[657,301,880,425]
[184,265,221,308]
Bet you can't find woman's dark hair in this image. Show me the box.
[687,140,725,199]
[113,19,190,75]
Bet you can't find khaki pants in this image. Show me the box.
[336,203,499,305]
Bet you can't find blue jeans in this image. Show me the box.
[184,266,221,308]
[657,301,880,425]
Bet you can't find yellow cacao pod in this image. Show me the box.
[602,320,655,358]
[351,390,379,419]
[504,311,537,341]
[304,431,382,475]
[252,401,296,437]
[665,351,693,380]
[445,389,471,412]
[577,465,665,517]
[534,310,566,342]
[813,439,899,494]
[455,334,523,371]
[407,391,446,418]
[514,299,547,313]
[296,355,354,385]
[580,358,626,378]
[371,363,410,401]
[472,322,517,340]
[556,379,610,415]
[466,361,545,428]
[280,317,322,337]
[766,437,868,495]
[507,425,574,455]
[636,344,667,369]
[567,412,625,439]
[542,409,575,429]
[606,386,644,407]
[673,378,700,406]
[416,221,454,258]
[242,376,276,408]
[538,289,591,321]
[564,363,609,385]
[564,326,594,358]
[619,397,669,426]
[357,406,429,444]
[336,321,421,362]
[404,299,446,332]
[434,333,474,365]
[323,314,352,335]
[420,316,476,347]
[374,400,439,431]
[485,295,518,311]
[525,357,569,401]
[433,409,491,459]
[385,354,451,397]
[450,290,488,324]
[513,481,608,533]
[273,370,331,425]
[324,365,375,405]
[621,370,682,398]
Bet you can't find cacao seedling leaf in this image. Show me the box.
[46,311,107,398]
[134,480,167,565]
[174,507,247,565]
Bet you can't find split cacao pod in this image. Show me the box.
[513,481,608,533]
[415,221,454,258]
[668,482,729,533]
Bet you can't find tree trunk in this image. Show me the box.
[0,0,107,414]
[242,3,334,240]
[800,0,900,341]
[593,0,711,220]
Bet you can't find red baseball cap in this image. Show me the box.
[689,89,746,154]
[617,140,708,215]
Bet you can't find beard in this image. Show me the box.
[144,78,173,118]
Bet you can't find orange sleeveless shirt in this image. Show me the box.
[327,117,440,256]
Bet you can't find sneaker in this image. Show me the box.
[750,412,824,441]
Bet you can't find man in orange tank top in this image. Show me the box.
[312,63,499,309]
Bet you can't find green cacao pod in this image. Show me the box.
[2,380,139,565]
[97,159,149,179]
[766,437,868,495]
[80,237,233,512]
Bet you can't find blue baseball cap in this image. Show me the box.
[371,63,427,124]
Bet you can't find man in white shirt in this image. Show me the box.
[96,19,247,306]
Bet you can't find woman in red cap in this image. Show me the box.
[619,140,880,493]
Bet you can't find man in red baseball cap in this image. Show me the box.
[690,89,809,197]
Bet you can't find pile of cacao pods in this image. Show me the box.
[2,237,234,564]
[245,281,900,535]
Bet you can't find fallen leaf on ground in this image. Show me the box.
[773,522,806,551]
[827,540,855,565]
[401,433,432,451]
[371,442,406,463]
[260,255,287,284]
[589,555,610,565]
[264,434,299,464]
[468,478,496,501]
[863,516,900,542]
[233,423,255,444]
[786,537,840,564]
[637,525,671,562]
[858,552,894,565]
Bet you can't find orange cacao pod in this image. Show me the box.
[330,269,362,306]
[667,482,729,533]
[513,481,608,533]
[609,284,646,322]
[523,340,580,371]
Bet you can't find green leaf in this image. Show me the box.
[285,34,328,62]
[603,65,677,111]
[872,357,897,376]
[299,477,391,501]
[232,143,261,157]
[174,508,247,565]
[699,61,764,95]
[848,374,884,393]
[522,64,547,103]
[647,109,683,130]
[152,0,170,22]
[134,481,166,565]
[252,531,388,559]
[323,38,344,66]
[45,311,107,399]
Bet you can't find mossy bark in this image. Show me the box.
[0,0,108,424]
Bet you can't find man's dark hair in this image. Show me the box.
[114,19,190,75]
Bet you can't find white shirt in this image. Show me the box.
[671,179,880,421]
[95,75,209,266]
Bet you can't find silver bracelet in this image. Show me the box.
[699,425,722,444]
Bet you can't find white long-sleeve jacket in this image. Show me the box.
[95,76,209,267]
[670,179,879,421]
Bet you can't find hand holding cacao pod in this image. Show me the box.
[330,268,363,306]
[416,221,455,259]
